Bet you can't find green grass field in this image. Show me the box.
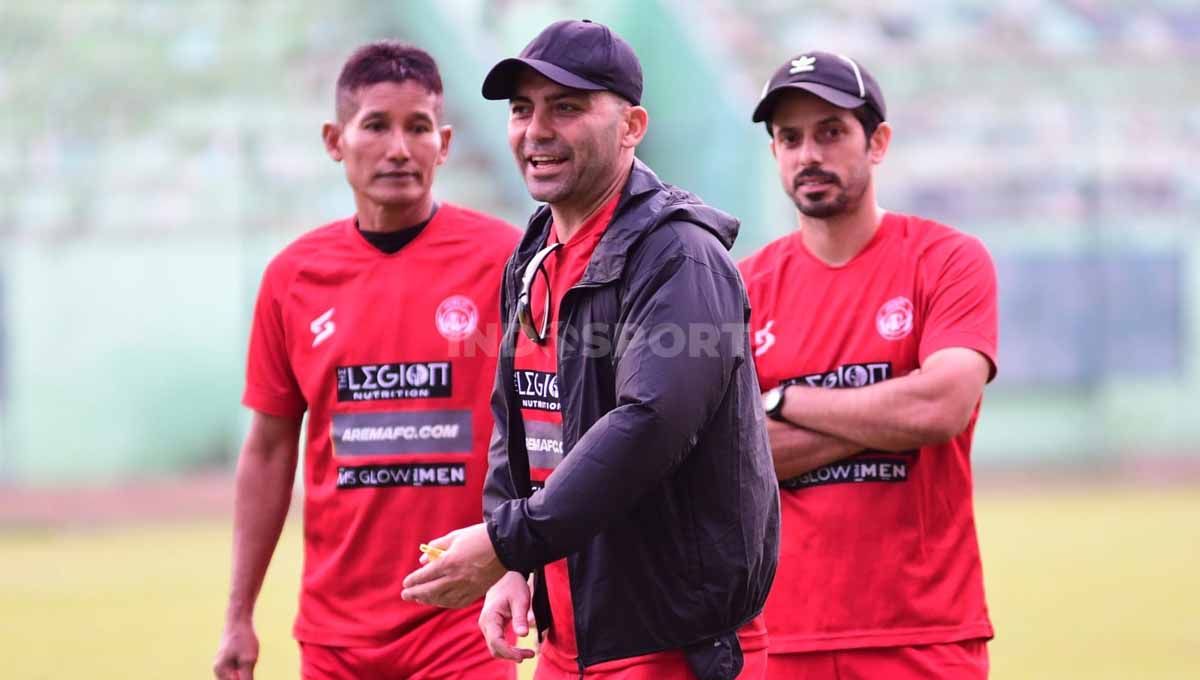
[2,486,1197,679]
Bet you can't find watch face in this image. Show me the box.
[764,387,782,413]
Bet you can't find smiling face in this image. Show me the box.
[506,69,631,210]
[323,80,451,214]
[769,90,889,219]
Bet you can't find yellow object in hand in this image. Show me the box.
[419,543,445,560]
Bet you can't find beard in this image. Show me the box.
[520,119,622,207]
[794,189,853,218]
[526,170,575,205]
[524,151,615,206]
[790,165,869,219]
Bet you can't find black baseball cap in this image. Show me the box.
[752,51,886,130]
[481,19,643,105]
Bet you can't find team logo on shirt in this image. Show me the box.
[332,410,472,489]
[310,308,336,348]
[435,295,479,341]
[330,410,473,456]
[876,296,914,340]
[781,362,916,490]
[791,362,892,389]
[336,361,452,401]
[524,420,565,465]
[514,370,560,412]
[753,320,777,357]
[780,456,912,490]
[337,463,466,489]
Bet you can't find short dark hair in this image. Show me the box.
[335,41,444,121]
[850,105,883,144]
[765,102,883,147]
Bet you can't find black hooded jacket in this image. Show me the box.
[484,159,780,674]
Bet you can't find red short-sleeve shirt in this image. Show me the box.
[738,212,998,654]
[244,204,521,652]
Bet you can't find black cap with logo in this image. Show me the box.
[481,19,643,105]
[752,51,886,130]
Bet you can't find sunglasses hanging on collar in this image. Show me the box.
[517,242,563,344]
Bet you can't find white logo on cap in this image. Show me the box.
[789,56,816,74]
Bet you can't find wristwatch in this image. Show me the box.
[763,385,789,422]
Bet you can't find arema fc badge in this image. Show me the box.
[876,296,914,341]
[436,295,479,341]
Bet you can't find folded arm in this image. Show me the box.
[766,419,862,479]
[778,347,991,452]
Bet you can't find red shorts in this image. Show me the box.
[534,616,768,680]
[766,639,989,680]
[533,647,766,680]
[300,629,517,680]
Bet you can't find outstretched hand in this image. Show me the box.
[401,523,507,608]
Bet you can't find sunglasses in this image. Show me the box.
[516,242,563,344]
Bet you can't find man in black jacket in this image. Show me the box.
[402,20,779,680]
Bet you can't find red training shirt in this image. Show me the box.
[243,204,521,653]
[512,194,617,673]
[512,194,767,676]
[738,212,998,654]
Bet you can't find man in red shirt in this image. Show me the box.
[400,20,779,680]
[738,52,998,678]
[211,42,521,680]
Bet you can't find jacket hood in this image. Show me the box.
[617,158,740,250]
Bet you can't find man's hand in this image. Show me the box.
[213,619,258,680]
[764,416,862,479]
[479,571,536,662]
[402,523,507,608]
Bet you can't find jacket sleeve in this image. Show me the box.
[482,258,519,522]
[487,229,746,573]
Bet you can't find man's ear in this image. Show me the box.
[868,121,891,165]
[621,105,649,149]
[436,125,453,166]
[322,122,343,162]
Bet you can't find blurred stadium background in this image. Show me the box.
[1,1,1197,678]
